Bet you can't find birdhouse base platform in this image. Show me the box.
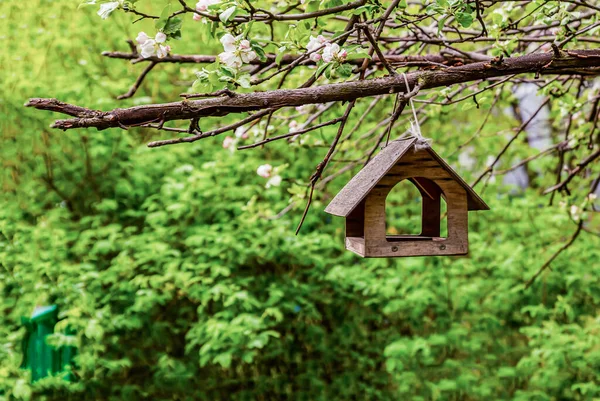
[345,236,468,258]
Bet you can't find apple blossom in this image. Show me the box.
[136,32,150,45]
[155,32,167,44]
[310,53,322,62]
[136,32,172,59]
[306,35,327,52]
[570,205,581,220]
[218,34,258,70]
[266,175,282,188]
[322,43,346,63]
[306,35,328,62]
[235,126,249,139]
[288,120,299,133]
[240,48,257,63]
[219,51,243,69]
[139,40,156,58]
[222,136,234,149]
[156,44,171,59]
[257,164,272,178]
[220,33,237,52]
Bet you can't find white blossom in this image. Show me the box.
[266,175,282,188]
[322,43,346,63]
[97,1,120,19]
[220,33,237,52]
[222,136,234,149]
[136,32,150,45]
[257,164,273,178]
[136,32,171,59]
[306,35,327,62]
[156,44,171,59]
[219,51,242,69]
[241,49,257,63]
[139,39,156,58]
[218,34,258,70]
[570,205,581,220]
[235,126,249,139]
[310,52,321,62]
[307,35,326,51]
[288,120,299,133]
[155,32,167,43]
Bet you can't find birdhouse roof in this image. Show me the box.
[324,137,489,217]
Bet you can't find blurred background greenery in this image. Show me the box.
[2,1,600,400]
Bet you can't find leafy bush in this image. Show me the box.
[2,1,600,400]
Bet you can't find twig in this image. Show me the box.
[180,89,237,99]
[524,220,584,289]
[117,61,157,100]
[295,101,355,235]
[543,147,600,194]
[358,24,397,76]
[472,97,550,187]
[237,118,342,150]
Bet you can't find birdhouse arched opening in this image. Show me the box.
[385,179,422,236]
[385,177,448,240]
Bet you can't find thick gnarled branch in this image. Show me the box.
[26,50,600,133]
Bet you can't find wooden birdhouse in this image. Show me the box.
[324,138,489,257]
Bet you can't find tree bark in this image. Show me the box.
[26,50,600,131]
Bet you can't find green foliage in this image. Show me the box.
[1,1,600,400]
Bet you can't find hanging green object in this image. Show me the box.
[21,305,76,382]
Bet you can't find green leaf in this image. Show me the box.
[346,51,371,60]
[306,0,320,13]
[213,352,232,368]
[155,3,171,30]
[492,11,504,25]
[163,17,182,35]
[237,74,251,89]
[336,63,352,78]
[252,45,267,62]
[456,12,474,28]
[12,379,32,400]
[316,62,329,77]
[461,101,476,111]
[437,15,449,34]
[275,47,286,65]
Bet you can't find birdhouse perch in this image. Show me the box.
[324,138,489,257]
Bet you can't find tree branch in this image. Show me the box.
[543,147,600,194]
[524,220,584,289]
[26,50,600,135]
[102,50,459,67]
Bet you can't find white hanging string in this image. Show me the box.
[401,72,432,150]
